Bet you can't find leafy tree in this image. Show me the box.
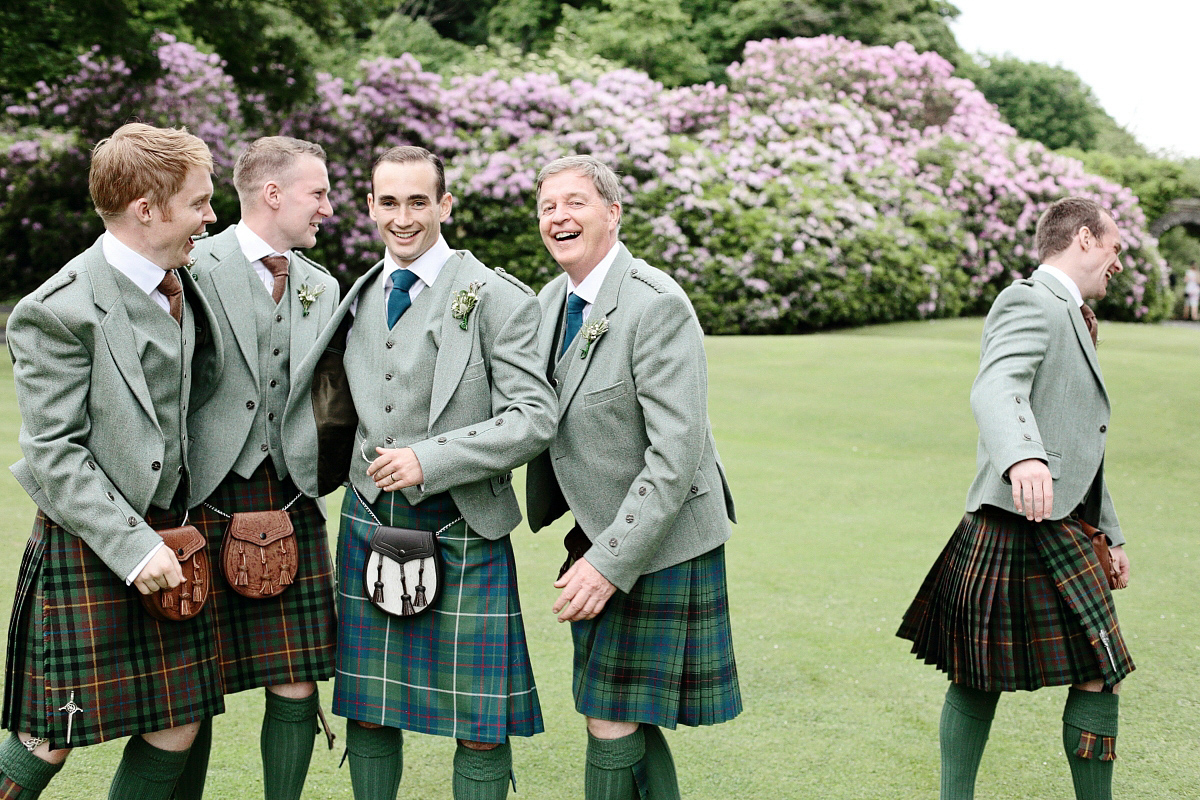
[560,0,711,87]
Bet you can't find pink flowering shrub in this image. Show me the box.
[1,35,1170,327]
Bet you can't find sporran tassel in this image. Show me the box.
[236,544,249,586]
[161,592,176,610]
[401,594,415,616]
[372,559,385,603]
[279,542,293,585]
[179,590,191,616]
[414,561,427,607]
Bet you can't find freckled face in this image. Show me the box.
[367,160,452,268]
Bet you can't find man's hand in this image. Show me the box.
[1110,545,1130,590]
[553,557,617,622]
[1009,458,1053,521]
[368,447,425,491]
[133,547,184,595]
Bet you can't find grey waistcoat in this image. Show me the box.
[230,277,292,480]
[344,272,453,499]
[116,271,193,508]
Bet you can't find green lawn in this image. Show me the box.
[0,318,1196,798]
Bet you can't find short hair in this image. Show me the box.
[1035,196,1112,261]
[371,146,446,200]
[89,123,214,220]
[536,155,623,206]
[233,136,327,206]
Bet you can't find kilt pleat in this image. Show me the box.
[897,508,1134,691]
[572,545,742,729]
[3,508,224,748]
[332,488,542,743]
[191,464,337,694]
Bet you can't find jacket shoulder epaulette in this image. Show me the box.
[35,269,79,302]
[491,266,535,297]
[629,265,668,294]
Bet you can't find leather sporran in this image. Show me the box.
[139,525,210,622]
[1079,519,1122,590]
[220,510,297,599]
[363,525,442,618]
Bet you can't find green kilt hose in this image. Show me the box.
[333,488,543,743]
[897,506,1134,691]
[2,506,224,749]
[191,462,336,694]
[572,544,742,728]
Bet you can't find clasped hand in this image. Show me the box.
[368,447,425,491]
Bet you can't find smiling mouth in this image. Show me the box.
[554,232,581,242]
[392,230,419,242]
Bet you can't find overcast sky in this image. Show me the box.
[950,0,1199,159]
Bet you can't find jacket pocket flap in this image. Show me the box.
[228,511,295,545]
[583,380,629,407]
[369,526,437,562]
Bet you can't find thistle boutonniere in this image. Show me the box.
[579,317,609,358]
[452,281,483,330]
[296,283,326,316]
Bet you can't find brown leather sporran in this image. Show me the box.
[139,525,210,622]
[219,510,297,599]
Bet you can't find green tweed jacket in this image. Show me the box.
[525,244,736,593]
[185,225,341,504]
[7,237,224,580]
[287,250,557,539]
[965,269,1124,545]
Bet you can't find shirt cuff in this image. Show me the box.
[125,541,166,585]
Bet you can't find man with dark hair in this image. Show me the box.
[899,195,1133,800]
[288,145,556,799]
[0,123,224,799]
[526,154,742,799]
[182,135,339,800]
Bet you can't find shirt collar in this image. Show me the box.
[567,241,621,305]
[101,231,173,296]
[235,220,287,265]
[1035,264,1083,307]
[382,236,453,290]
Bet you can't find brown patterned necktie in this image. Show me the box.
[158,269,183,325]
[262,254,289,305]
[1080,303,1098,346]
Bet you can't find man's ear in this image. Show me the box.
[367,193,377,221]
[438,191,454,222]
[130,196,153,223]
[263,180,283,210]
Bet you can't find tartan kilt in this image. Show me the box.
[332,487,543,743]
[572,544,742,729]
[191,463,336,694]
[897,507,1135,691]
[2,507,224,749]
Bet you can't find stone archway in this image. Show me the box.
[1150,198,1200,237]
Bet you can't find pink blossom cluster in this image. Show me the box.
[1,35,1168,327]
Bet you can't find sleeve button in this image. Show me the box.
[87,461,96,470]
[625,514,634,523]
[495,418,504,426]
[609,538,618,548]
[638,486,646,496]
[468,430,477,436]
[128,516,137,526]
[1100,425,1107,433]
[246,400,256,410]
[690,485,698,494]
[1018,415,1026,423]
[151,461,161,471]
[384,405,392,413]
[1023,434,1031,440]
[106,492,115,501]
[437,436,447,444]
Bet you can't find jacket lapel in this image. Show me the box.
[556,244,631,413]
[88,242,158,423]
[287,256,329,380]
[1034,271,1106,387]
[428,252,474,429]
[540,274,568,377]
[207,231,262,382]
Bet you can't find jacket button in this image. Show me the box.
[1018,416,1026,423]
[151,461,161,471]
[690,485,698,494]
[268,412,275,421]
[128,516,137,526]
[87,460,96,470]
[106,492,114,501]
[625,514,634,523]
[270,379,278,388]
[261,443,269,452]
[385,373,393,381]
[178,466,184,474]
[385,405,392,413]
[246,400,256,410]
[1100,425,1107,433]
[468,430,476,436]
[638,486,646,496]
[437,436,447,444]
[275,314,283,322]
[273,348,281,356]
[1023,434,1031,440]
[609,538,618,548]
[385,341,394,349]
[495,418,504,426]
[551,378,559,388]
[385,436,395,445]
[630,267,638,276]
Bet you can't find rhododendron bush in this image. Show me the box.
[1,35,1169,328]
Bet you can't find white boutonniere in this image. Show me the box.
[296,283,326,316]
[452,281,483,330]
[579,317,609,358]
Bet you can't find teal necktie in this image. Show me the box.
[561,293,587,358]
[387,268,420,328]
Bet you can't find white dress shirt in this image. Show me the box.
[235,221,290,294]
[350,235,453,319]
[1034,264,1084,307]
[566,241,621,322]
